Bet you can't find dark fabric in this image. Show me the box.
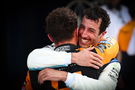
[29,44,108,90]
[120,52,135,89]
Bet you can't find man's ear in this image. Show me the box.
[99,31,107,38]
[47,34,54,42]
[73,28,79,37]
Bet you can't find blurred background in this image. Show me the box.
[5,0,134,90]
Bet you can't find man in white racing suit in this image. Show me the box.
[26,6,121,90]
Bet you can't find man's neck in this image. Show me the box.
[55,39,77,47]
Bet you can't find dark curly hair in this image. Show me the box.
[46,7,77,43]
[82,6,110,34]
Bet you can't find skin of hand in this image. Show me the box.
[71,47,103,69]
[38,47,103,84]
[38,68,67,84]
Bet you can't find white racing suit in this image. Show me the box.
[26,36,121,90]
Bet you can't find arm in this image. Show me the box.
[28,36,118,70]
[65,62,121,90]
[38,61,121,90]
[27,47,71,70]
[28,47,103,70]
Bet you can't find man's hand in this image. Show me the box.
[38,68,68,84]
[72,47,103,69]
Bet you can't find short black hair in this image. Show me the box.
[46,7,77,43]
[82,6,110,33]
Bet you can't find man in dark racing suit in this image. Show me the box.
[25,6,120,90]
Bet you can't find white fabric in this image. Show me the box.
[27,43,120,89]
[127,29,135,55]
[101,5,131,40]
[27,46,71,70]
[65,73,75,87]
[65,62,121,90]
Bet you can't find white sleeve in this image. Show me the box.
[27,47,71,70]
[65,62,121,90]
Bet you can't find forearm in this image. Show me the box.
[27,47,103,71]
[65,62,121,90]
[28,36,118,70]
[27,48,71,70]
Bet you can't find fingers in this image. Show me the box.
[86,47,95,51]
[89,63,100,69]
[88,57,103,69]
[89,52,104,69]
[86,47,103,61]
[92,56,103,65]
[91,60,103,68]
[38,68,48,84]
[38,71,44,84]
[91,52,103,60]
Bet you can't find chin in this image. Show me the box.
[80,44,89,48]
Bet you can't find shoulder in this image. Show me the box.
[95,36,119,64]
[104,36,118,45]
[97,36,118,48]
[28,43,55,56]
[107,58,121,71]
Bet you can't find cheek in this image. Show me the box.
[78,30,83,37]
[88,33,94,39]
[79,29,82,34]
[90,35,98,44]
